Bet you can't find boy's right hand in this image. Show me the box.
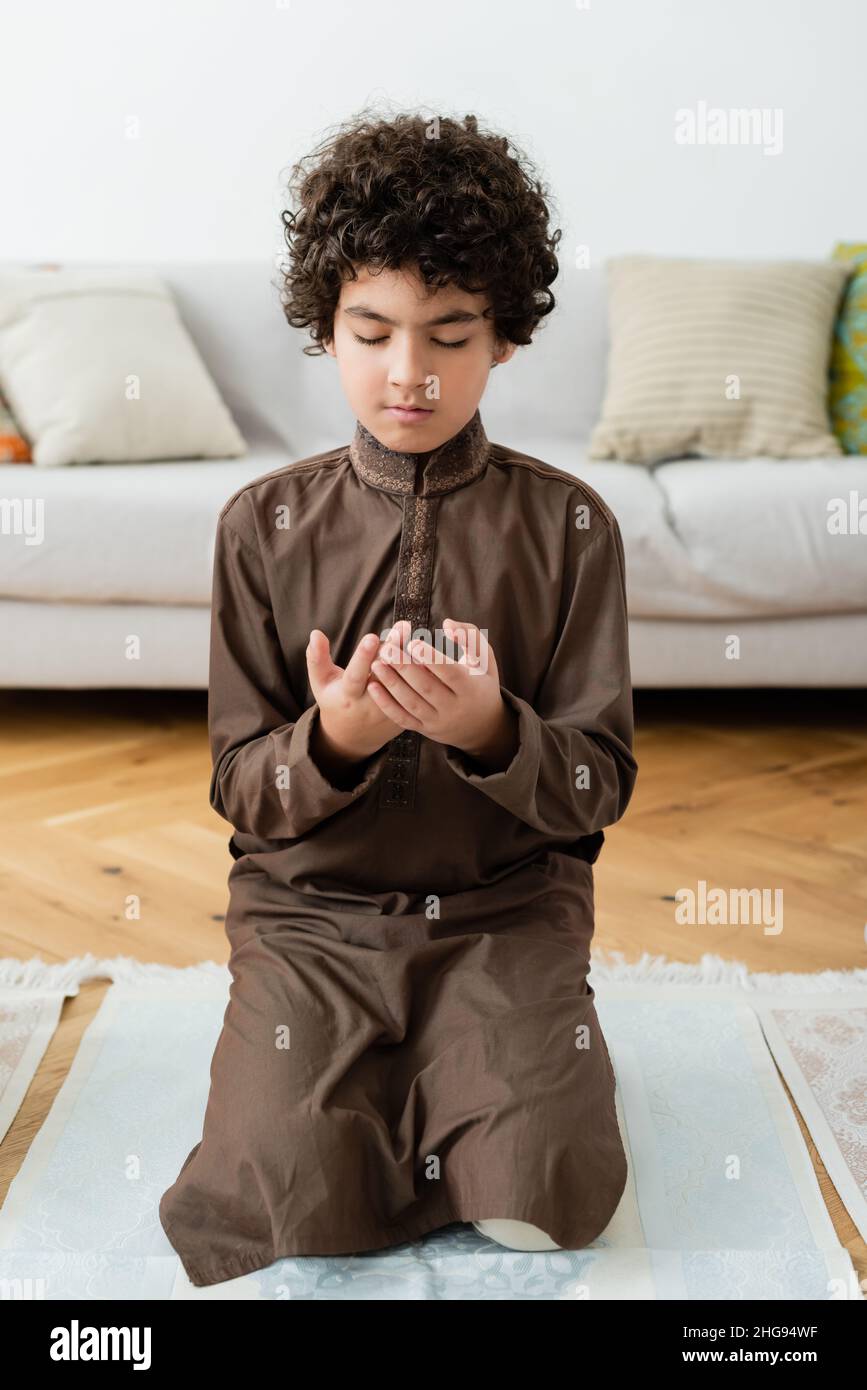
[306,626,404,764]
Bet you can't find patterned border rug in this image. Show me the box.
[0,951,864,1301]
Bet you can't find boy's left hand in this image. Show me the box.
[367,618,520,768]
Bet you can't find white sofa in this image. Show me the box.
[1,259,865,688]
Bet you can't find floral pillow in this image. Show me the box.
[0,261,59,464]
[0,386,31,463]
[829,242,867,454]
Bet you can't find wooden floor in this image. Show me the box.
[1,686,865,1287]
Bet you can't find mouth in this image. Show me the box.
[386,405,434,422]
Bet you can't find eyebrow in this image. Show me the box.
[343,304,481,327]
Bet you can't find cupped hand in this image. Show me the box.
[306,626,404,760]
[366,618,516,761]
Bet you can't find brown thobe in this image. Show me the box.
[158,407,638,1287]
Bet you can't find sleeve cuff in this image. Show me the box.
[443,687,541,797]
[281,703,390,830]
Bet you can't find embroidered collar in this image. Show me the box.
[348,408,490,497]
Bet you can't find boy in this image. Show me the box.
[159,110,638,1288]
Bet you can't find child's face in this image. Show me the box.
[324,264,515,451]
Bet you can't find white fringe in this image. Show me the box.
[0,953,106,991]
[91,956,227,985]
[0,953,228,993]
[590,948,867,993]
[1,950,865,996]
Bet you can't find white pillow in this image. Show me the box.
[0,267,247,466]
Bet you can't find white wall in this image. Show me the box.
[1,0,863,266]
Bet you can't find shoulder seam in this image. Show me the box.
[218,448,348,523]
[218,511,263,560]
[488,445,615,527]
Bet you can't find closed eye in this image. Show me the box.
[352,333,469,350]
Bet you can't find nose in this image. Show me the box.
[387,333,430,390]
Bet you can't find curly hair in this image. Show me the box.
[276,108,562,356]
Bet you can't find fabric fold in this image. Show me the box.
[208,511,389,840]
[443,517,637,839]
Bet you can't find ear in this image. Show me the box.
[492,338,517,367]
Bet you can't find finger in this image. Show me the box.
[400,635,462,693]
[388,619,413,649]
[367,680,424,730]
[343,632,381,696]
[306,628,341,682]
[371,654,439,720]
[378,639,453,706]
[375,624,420,671]
[443,619,489,670]
[377,620,413,667]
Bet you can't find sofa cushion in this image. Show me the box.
[648,454,867,617]
[2,436,863,621]
[492,435,867,620]
[0,446,289,604]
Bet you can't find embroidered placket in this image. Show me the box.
[379,490,440,809]
[346,410,491,811]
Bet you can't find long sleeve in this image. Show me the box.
[443,506,638,841]
[208,506,390,840]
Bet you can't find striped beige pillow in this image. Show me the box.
[589,254,852,464]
